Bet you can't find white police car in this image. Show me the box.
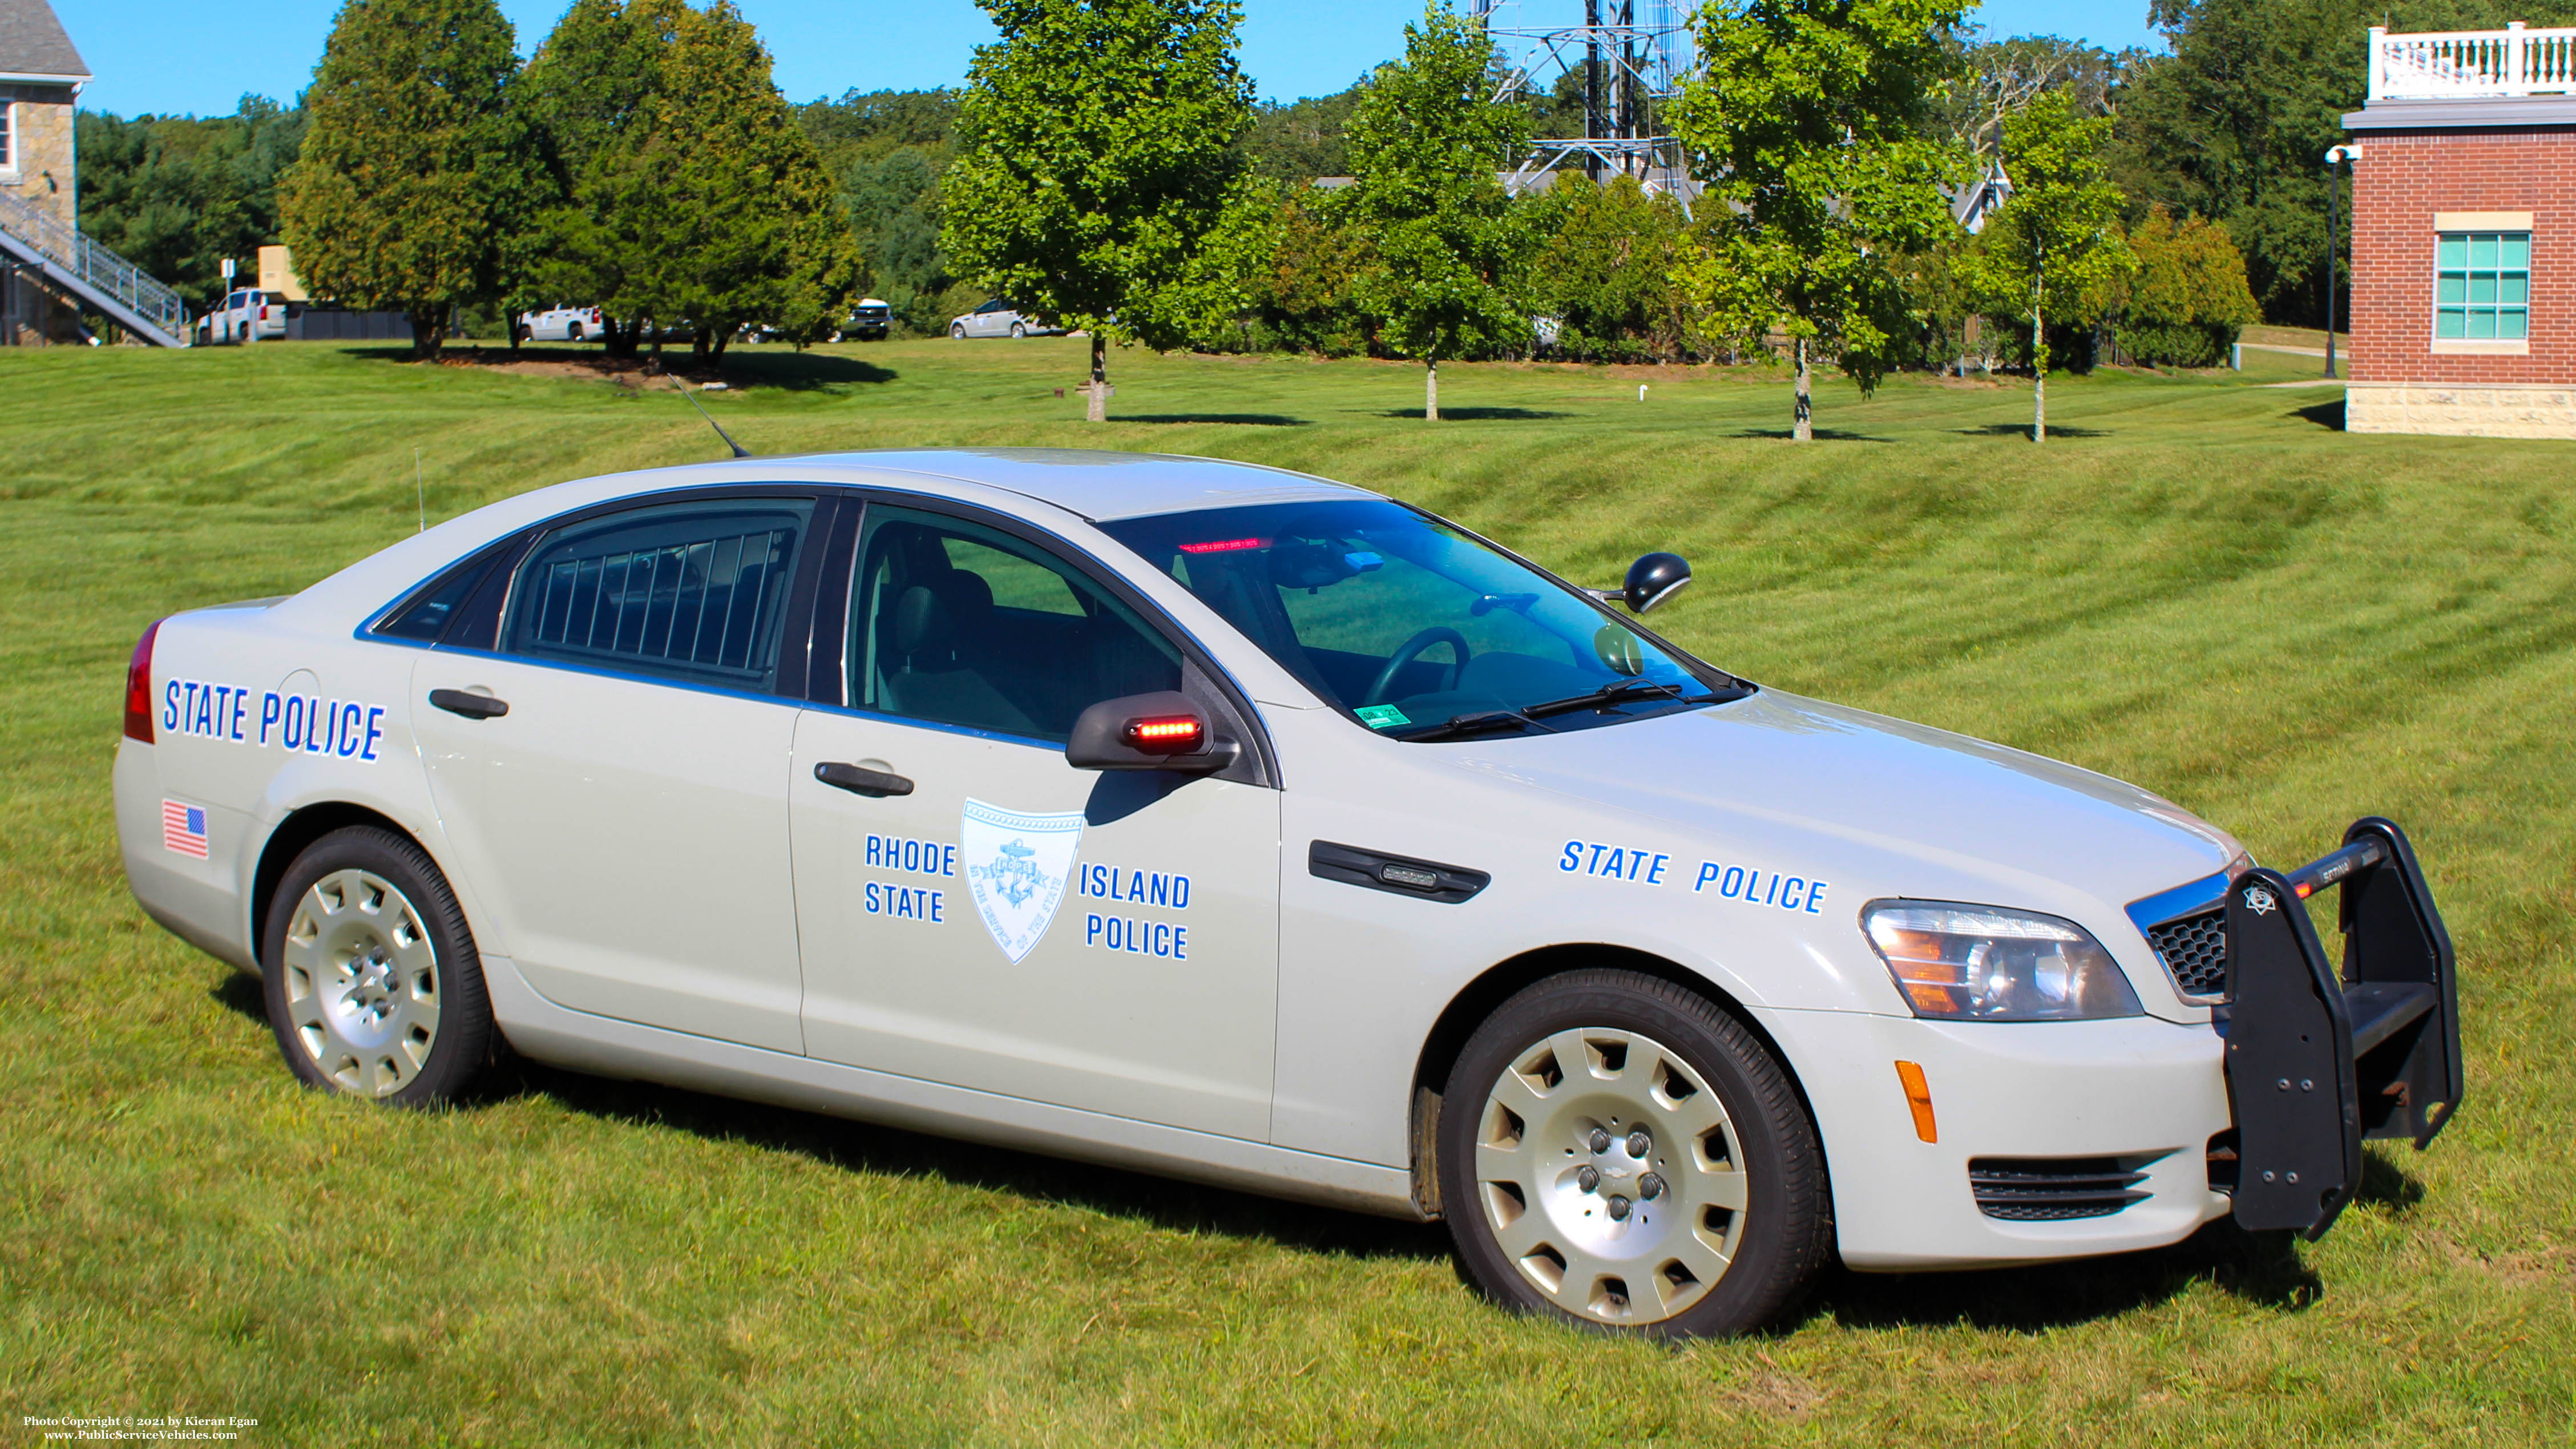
[114,449,2463,1337]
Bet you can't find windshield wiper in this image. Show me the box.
[1400,709,1540,742]
[1520,679,1714,720]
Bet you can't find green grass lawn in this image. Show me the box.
[3,337,2571,1446]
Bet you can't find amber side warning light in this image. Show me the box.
[1893,1060,1938,1143]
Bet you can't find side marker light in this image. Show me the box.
[1894,1060,1937,1143]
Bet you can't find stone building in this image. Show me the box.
[0,0,90,345]
[2343,23,2576,439]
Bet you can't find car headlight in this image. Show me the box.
[1862,901,2143,1022]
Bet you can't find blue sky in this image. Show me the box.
[61,1,2165,120]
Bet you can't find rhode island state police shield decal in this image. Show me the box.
[961,798,1085,963]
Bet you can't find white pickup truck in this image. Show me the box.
[514,305,604,344]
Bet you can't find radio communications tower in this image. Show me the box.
[1472,1,1694,200]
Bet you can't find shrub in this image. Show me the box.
[2119,207,2259,368]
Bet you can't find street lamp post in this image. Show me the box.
[2323,144,2356,379]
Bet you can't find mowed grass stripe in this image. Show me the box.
[0,339,2569,1445]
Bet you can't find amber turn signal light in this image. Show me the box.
[1893,1060,1937,1143]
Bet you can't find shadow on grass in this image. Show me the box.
[515,1060,1453,1265]
[1731,427,1894,443]
[2292,398,2347,431]
[1808,1218,2324,1334]
[2354,1147,2427,1214]
[1954,422,2111,439]
[1369,407,1570,421]
[341,344,898,391]
[210,968,264,1023]
[1120,413,1309,427]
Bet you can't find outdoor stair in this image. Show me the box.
[0,187,190,347]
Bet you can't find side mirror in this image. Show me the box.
[1067,691,1237,773]
[1622,552,1691,613]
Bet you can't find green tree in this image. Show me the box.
[1238,84,1366,181]
[1340,2,1532,421]
[2118,206,2259,366]
[943,0,1259,422]
[520,0,858,362]
[1672,0,1968,440]
[1956,88,2134,442]
[278,0,534,360]
[798,88,970,334]
[1528,175,1694,362]
[2111,1,2576,326]
[77,98,308,312]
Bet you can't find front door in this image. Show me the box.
[414,493,823,1053]
[790,502,1281,1140]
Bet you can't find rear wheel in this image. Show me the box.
[1010,321,1027,338]
[567,322,584,342]
[261,825,502,1106]
[1436,968,1830,1337]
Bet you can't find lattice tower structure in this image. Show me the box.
[1473,0,1692,196]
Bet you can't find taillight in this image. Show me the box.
[123,619,163,743]
[259,304,270,320]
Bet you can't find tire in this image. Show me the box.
[567,322,584,342]
[951,322,967,340]
[1010,321,1026,338]
[1436,968,1831,1337]
[260,825,503,1107]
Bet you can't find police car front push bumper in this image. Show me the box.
[2218,817,2464,1240]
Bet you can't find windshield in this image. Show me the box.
[1098,499,1747,741]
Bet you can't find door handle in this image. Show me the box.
[815,762,915,798]
[429,689,510,720]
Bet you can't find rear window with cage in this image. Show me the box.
[506,500,813,689]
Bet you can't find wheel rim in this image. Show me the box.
[280,868,442,1098]
[1475,1028,1749,1325]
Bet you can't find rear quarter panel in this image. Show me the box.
[118,601,455,972]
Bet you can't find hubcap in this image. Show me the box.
[281,868,441,1098]
[1475,1028,1748,1325]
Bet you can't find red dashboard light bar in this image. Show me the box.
[1177,537,1269,554]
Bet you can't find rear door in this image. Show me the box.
[413,489,833,1053]
[788,499,1283,1139]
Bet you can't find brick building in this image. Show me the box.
[0,0,90,345]
[2343,23,2576,439]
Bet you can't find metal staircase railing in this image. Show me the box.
[0,187,191,346]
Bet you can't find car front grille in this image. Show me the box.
[2146,907,2228,1000]
[1968,1155,2158,1220]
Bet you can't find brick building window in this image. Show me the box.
[2435,232,2530,341]
[0,103,15,172]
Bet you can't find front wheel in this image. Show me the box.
[1436,968,1831,1337]
[261,825,503,1106]
[951,322,968,340]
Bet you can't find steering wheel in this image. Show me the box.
[1362,628,1472,707]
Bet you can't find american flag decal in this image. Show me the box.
[162,798,209,858]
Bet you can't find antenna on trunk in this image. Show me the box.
[674,378,751,458]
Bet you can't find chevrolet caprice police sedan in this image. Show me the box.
[116,449,2464,1337]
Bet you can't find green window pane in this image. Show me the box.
[2469,235,2498,268]
[2438,237,2467,268]
[2468,309,2497,339]
[2436,308,2468,338]
[2438,275,2467,304]
[2501,234,2530,268]
[2470,276,2497,304]
[2502,276,2528,305]
[2501,309,2528,340]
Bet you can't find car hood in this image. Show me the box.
[1449,688,2239,911]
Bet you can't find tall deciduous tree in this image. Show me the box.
[520,0,858,362]
[943,0,1259,422]
[279,0,534,359]
[1340,1,1531,421]
[1956,88,2134,442]
[1673,0,1968,440]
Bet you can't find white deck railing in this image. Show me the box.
[2369,22,2576,100]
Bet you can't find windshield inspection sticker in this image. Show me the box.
[962,799,1083,963]
[1355,705,1410,729]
